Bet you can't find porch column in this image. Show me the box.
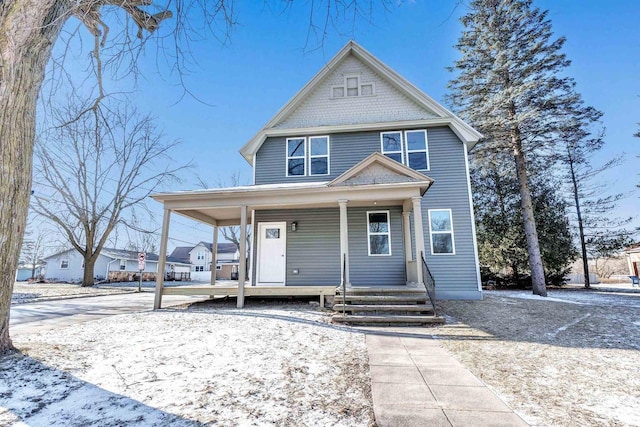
[412,196,426,285]
[338,199,350,286]
[210,225,218,285]
[237,205,248,308]
[154,208,171,309]
[402,211,413,262]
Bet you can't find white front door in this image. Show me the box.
[257,222,287,285]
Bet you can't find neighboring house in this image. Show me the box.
[43,248,190,282]
[15,261,46,281]
[152,41,482,307]
[169,242,240,279]
[626,245,640,278]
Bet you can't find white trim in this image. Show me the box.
[367,210,392,256]
[380,131,404,165]
[344,74,360,97]
[60,259,69,269]
[464,144,483,293]
[428,209,456,255]
[286,137,307,177]
[215,265,222,270]
[309,135,330,176]
[256,221,287,285]
[252,154,256,185]
[405,129,430,171]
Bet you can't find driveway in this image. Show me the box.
[10,292,209,335]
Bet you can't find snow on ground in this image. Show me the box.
[435,290,640,426]
[11,282,133,305]
[1,300,373,426]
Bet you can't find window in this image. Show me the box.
[266,228,280,239]
[309,136,329,175]
[381,132,403,164]
[60,259,69,269]
[286,136,330,177]
[331,75,375,98]
[216,265,222,271]
[194,266,204,272]
[120,259,127,270]
[429,209,455,255]
[367,211,391,256]
[196,251,205,260]
[287,137,306,176]
[405,130,429,171]
[380,130,429,171]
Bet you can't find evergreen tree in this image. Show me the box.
[449,0,580,296]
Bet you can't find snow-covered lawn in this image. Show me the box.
[12,282,133,304]
[1,300,373,426]
[435,290,640,426]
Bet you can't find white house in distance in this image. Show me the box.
[43,248,190,283]
[169,242,240,279]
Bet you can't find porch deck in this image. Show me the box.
[159,283,337,308]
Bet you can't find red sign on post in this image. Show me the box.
[138,252,146,271]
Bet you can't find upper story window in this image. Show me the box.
[196,251,205,260]
[60,259,69,269]
[429,209,455,255]
[287,137,306,176]
[286,136,330,177]
[331,75,375,98]
[380,130,429,171]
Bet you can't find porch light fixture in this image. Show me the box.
[291,221,298,232]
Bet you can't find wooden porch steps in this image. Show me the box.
[332,286,443,326]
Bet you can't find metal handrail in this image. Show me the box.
[341,253,347,316]
[420,251,437,316]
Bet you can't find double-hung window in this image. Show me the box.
[429,209,455,255]
[380,130,429,171]
[367,211,391,256]
[60,259,69,269]
[309,136,329,175]
[287,137,306,176]
[286,136,330,176]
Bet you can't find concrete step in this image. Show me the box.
[336,286,425,295]
[333,303,433,313]
[334,295,428,303]
[332,314,445,325]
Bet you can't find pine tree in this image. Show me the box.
[449,0,579,296]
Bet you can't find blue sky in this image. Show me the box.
[39,1,640,252]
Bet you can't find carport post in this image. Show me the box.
[237,205,248,308]
[154,208,171,309]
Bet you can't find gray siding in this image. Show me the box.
[252,206,406,286]
[253,209,341,286]
[347,206,405,286]
[253,126,481,299]
[420,127,480,300]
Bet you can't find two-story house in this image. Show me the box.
[169,242,240,279]
[152,41,482,320]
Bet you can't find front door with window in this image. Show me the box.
[257,222,287,285]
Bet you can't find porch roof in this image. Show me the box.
[152,153,433,226]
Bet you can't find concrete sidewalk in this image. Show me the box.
[366,333,529,426]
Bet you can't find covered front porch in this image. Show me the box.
[151,153,433,309]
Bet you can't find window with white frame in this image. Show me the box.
[380,130,429,171]
[216,265,222,270]
[60,259,69,269]
[429,209,455,255]
[286,136,330,177]
[196,251,205,260]
[331,75,375,98]
[309,136,329,175]
[120,259,127,270]
[287,137,306,176]
[367,211,391,256]
[194,266,204,272]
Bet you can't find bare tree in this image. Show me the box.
[19,225,47,281]
[32,97,185,287]
[0,0,388,357]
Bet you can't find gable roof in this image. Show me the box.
[168,246,192,263]
[329,152,433,189]
[190,242,239,254]
[44,247,190,266]
[240,40,481,162]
